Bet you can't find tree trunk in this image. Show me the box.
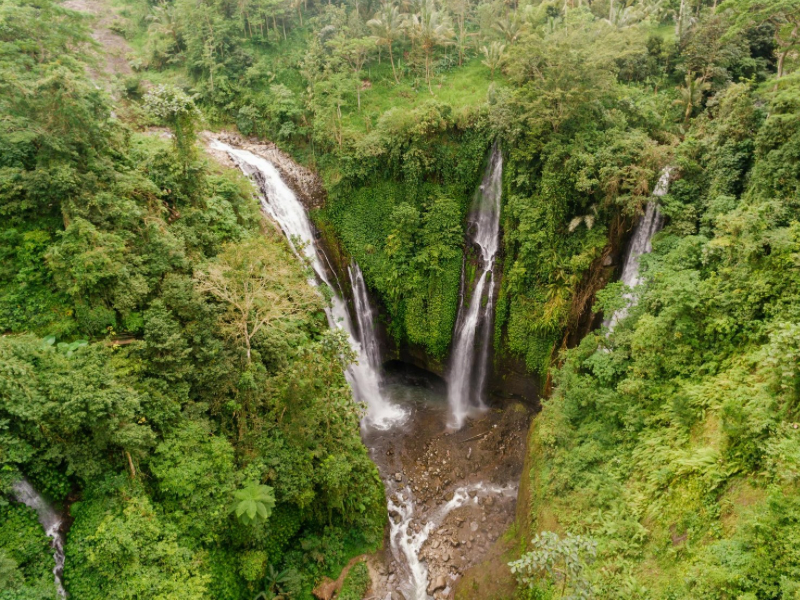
[126,451,136,478]
[389,43,399,83]
[676,0,686,39]
[426,50,433,94]
[776,25,798,80]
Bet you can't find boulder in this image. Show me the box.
[427,575,447,594]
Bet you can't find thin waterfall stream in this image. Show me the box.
[447,144,503,429]
[210,139,406,429]
[12,479,67,598]
[604,166,673,332]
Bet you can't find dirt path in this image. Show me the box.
[62,0,132,86]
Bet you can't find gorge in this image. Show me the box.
[211,138,407,430]
[3,1,798,599]
[211,136,526,598]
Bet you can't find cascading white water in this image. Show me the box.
[447,144,503,429]
[211,139,405,429]
[12,479,67,598]
[387,481,517,600]
[604,166,673,332]
[348,262,407,428]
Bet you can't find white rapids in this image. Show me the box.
[387,481,517,600]
[211,139,406,429]
[12,479,67,598]
[447,143,503,429]
[604,166,673,332]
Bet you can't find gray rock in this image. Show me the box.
[427,575,447,594]
[470,521,479,532]
[394,472,403,482]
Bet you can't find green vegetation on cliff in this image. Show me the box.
[4,0,800,596]
[514,4,800,599]
[0,2,383,597]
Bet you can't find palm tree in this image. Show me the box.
[233,483,275,525]
[674,71,709,125]
[568,205,597,233]
[481,41,505,79]
[408,0,454,93]
[492,13,520,43]
[605,0,663,29]
[367,3,405,83]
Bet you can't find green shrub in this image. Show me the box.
[338,561,370,600]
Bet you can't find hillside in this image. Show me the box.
[2,0,800,599]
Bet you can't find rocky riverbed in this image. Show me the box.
[362,378,533,599]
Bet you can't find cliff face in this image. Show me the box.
[319,225,541,407]
[228,130,542,408]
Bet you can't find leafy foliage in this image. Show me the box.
[234,483,276,526]
[337,561,371,600]
[509,532,597,600]
[520,64,800,600]
[0,2,384,598]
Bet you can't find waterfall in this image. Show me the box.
[12,479,67,598]
[210,139,405,429]
[446,143,503,429]
[348,262,408,428]
[604,166,673,331]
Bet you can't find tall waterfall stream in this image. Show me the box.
[447,144,503,429]
[11,479,67,598]
[605,166,673,332]
[211,138,530,600]
[211,139,406,429]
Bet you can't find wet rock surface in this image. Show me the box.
[202,131,327,209]
[364,384,532,600]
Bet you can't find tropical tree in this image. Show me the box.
[330,34,377,110]
[408,0,455,93]
[674,71,709,124]
[492,13,521,43]
[723,0,800,79]
[144,1,181,68]
[481,40,505,79]
[444,0,471,64]
[193,238,319,363]
[367,2,405,83]
[233,483,276,525]
[509,532,597,599]
[606,0,663,29]
[253,566,302,599]
[143,84,202,174]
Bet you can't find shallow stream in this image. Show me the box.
[364,379,530,599]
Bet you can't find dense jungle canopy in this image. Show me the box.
[1,0,800,598]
